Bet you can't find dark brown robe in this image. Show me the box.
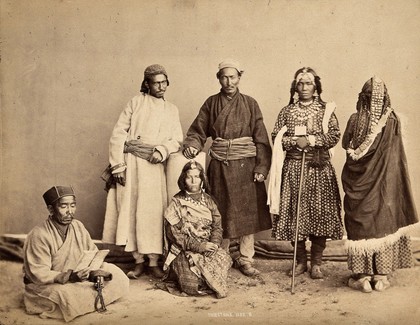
[184,90,272,238]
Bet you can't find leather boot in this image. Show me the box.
[310,236,326,279]
[127,262,145,279]
[239,263,261,277]
[149,266,165,279]
[289,240,307,276]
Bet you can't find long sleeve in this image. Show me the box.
[23,220,98,285]
[24,228,62,284]
[272,107,295,151]
[183,100,211,151]
[251,101,272,177]
[165,221,205,253]
[313,112,341,149]
[164,199,206,253]
[109,98,135,171]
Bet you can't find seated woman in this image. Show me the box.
[163,161,232,298]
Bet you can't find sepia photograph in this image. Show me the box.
[1,0,419,324]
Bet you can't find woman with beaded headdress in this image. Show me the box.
[342,77,418,293]
[268,67,343,279]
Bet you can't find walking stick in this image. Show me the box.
[291,150,306,294]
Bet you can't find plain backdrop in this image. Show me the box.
[1,0,419,239]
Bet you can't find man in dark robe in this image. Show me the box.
[183,59,272,276]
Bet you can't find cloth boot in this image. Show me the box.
[310,236,326,279]
[348,274,373,293]
[373,274,390,292]
[289,240,307,276]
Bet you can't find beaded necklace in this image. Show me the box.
[184,191,207,206]
[292,99,319,122]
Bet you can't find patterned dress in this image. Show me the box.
[164,191,232,298]
[271,98,343,241]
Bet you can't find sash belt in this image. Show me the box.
[209,136,256,166]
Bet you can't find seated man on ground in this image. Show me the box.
[23,186,129,322]
[162,161,232,298]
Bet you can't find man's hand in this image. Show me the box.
[296,136,309,150]
[69,267,91,282]
[113,171,126,186]
[254,173,265,182]
[183,147,199,159]
[76,267,91,281]
[149,151,163,164]
[203,242,218,257]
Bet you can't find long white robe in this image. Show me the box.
[102,93,183,254]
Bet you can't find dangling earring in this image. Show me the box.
[293,92,299,102]
[313,89,319,97]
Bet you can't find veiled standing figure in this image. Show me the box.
[342,77,418,293]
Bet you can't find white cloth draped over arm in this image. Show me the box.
[267,126,288,214]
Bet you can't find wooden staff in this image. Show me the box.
[291,150,306,294]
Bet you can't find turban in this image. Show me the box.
[218,59,244,74]
[43,186,75,206]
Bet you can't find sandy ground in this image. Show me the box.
[0,258,419,325]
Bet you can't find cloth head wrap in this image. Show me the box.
[217,58,244,75]
[43,186,75,206]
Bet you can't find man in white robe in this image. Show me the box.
[102,64,183,279]
[23,186,129,322]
